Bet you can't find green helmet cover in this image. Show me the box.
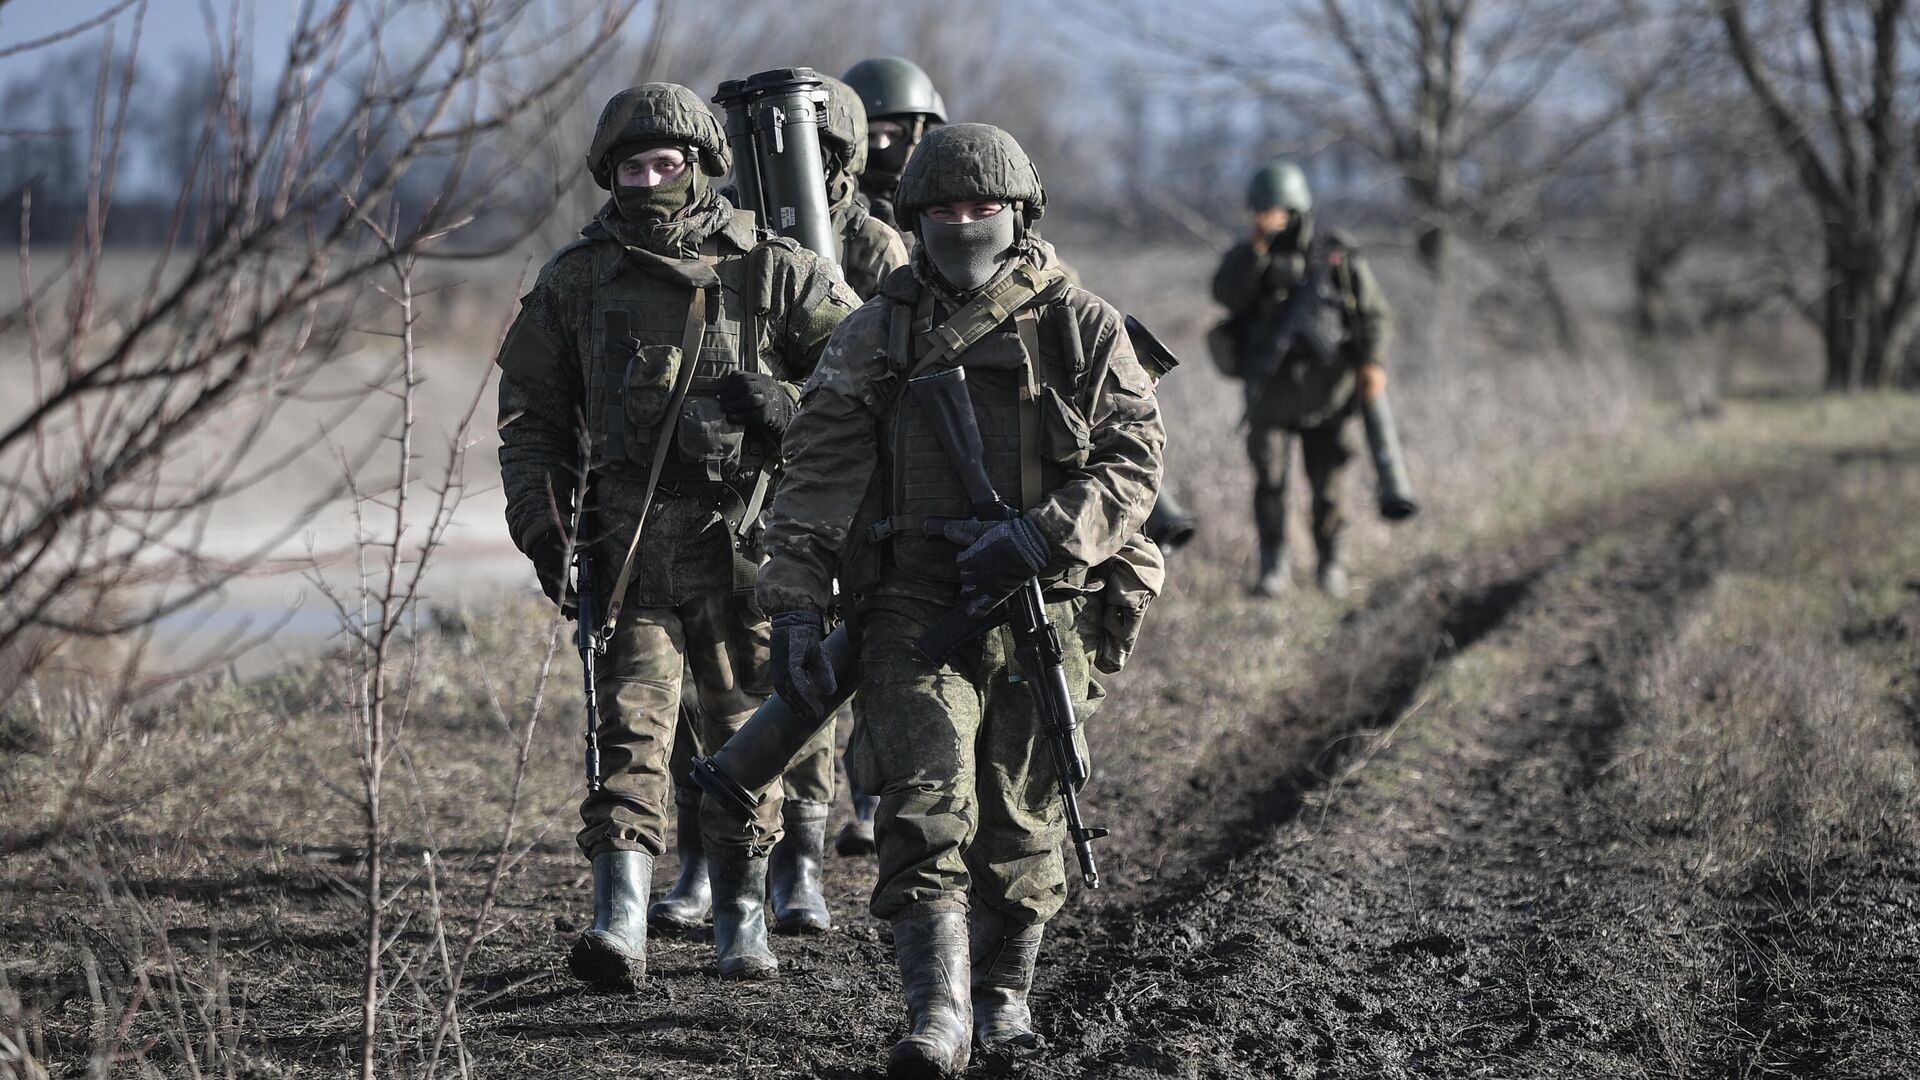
[841,56,948,123]
[894,123,1045,224]
[588,83,730,190]
[818,75,868,175]
[1247,158,1313,213]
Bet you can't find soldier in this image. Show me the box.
[841,56,948,230]
[1211,158,1391,598]
[494,83,858,988]
[754,124,1164,1077]
[757,74,910,932]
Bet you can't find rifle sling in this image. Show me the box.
[599,283,710,638]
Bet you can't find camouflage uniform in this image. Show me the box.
[496,83,857,986]
[1212,173,1391,591]
[756,124,1163,1074]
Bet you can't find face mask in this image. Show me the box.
[867,139,912,181]
[919,211,1018,293]
[615,167,696,225]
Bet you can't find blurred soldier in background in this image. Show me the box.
[841,56,948,230]
[754,124,1164,1077]
[495,82,857,989]
[1211,158,1392,598]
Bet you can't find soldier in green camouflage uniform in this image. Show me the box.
[842,56,948,231]
[1211,158,1392,598]
[757,74,910,934]
[755,124,1164,1078]
[494,83,857,989]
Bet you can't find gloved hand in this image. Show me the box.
[1357,362,1387,404]
[529,531,577,617]
[718,371,798,438]
[941,515,1051,618]
[770,609,836,723]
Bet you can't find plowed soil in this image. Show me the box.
[6,436,1919,1079]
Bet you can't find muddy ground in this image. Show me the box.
[5,416,1919,1078]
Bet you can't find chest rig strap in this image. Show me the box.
[866,264,1064,544]
[600,281,712,637]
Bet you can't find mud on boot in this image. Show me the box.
[568,850,651,992]
[969,906,1045,1056]
[648,785,710,931]
[1315,537,1350,598]
[887,909,971,1080]
[770,798,832,934]
[709,847,778,980]
[835,792,879,856]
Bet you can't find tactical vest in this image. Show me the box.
[872,268,1092,590]
[583,236,770,482]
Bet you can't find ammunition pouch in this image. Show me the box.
[1207,319,1242,378]
[1087,532,1164,674]
[675,395,745,478]
[622,343,682,432]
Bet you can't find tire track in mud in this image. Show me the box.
[1032,474,1823,1079]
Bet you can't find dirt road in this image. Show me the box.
[5,418,1917,1079]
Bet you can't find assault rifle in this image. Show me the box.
[572,537,607,795]
[904,365,1108,889]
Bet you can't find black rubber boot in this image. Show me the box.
[887,910,972,1079]
[648,786,710,930]
[567,850,651,992]
[1316,535,1350,598]
[836,792,880,856]
[770,799,832,934]
[709,847,777,980]
[1252,540,1291,598]
[970,907,1045,1056]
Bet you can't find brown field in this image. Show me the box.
[3,237,1917,1078]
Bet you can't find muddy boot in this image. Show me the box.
[648,786,710,931]
[1315,537,1350,599]
[709,847,777,980]
[770,799,832,934]
[887,910,972,1079]
[836,793,879,856]
[969,907,1045,1056]
[567,850,651,991]
[1251,541,1291,598]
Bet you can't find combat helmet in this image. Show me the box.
[894,123,1045,227]
[588,83,730,190]
[1247,158,1313,214]
[818,75,869,175]
[841,56,948,123]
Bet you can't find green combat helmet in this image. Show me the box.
[841,56,948,124]
[587,83,730,190]
[818,75,868,176]
[894,122,1045,228]
[1247,158,1313,214]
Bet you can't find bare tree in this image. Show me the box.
[1719,0,1920,388]
[0,0,636,707]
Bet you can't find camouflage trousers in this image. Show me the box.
[577,587,784,859]
[847,593,1094,928]
[1247,417,1355,560]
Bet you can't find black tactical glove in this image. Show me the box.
[528,531,576,618]
[941,515,1051,618]
[718,371,798,438]
[770,609,837,723]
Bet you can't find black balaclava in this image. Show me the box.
[918,210,1018,294]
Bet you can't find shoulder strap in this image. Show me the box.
[907,263,1065,379]
[599,277,713,636]
[1014,309,1045,512]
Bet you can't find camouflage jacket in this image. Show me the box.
[830,176,909,301]
[756,240,1165,615]
[496,197,858,606]
[1211,224,1392,431]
